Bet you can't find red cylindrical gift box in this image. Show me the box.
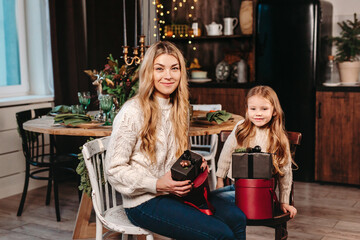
[235,178,275,219]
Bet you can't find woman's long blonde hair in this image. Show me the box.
[235,85,290,175]
[137,41,189,163]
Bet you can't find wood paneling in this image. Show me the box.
[190,87,248,116]
[315,91,360,184]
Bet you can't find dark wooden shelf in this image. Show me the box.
[163,34,252,42]
[189,81,254,89]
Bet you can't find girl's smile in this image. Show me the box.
[247,95,275,127]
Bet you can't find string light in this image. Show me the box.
[157,0,198,42]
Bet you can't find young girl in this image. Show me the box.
[215,85,297,218]
[105,41,246,239]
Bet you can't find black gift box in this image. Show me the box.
[171,150,203,182]
[232,151,273,179]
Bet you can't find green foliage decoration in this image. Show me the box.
[76,137,94,197]
[84,54,140,109]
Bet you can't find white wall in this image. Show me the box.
[326,0,360,54]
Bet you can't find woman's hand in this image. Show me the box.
[280,203,297,218]
[156,171,192,197]
[216,177,224,189]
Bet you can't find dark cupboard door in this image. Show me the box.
[315,91,360,185]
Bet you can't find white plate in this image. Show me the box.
[323,82,341,87]
[189,78,212,83]
[340,82,360,86]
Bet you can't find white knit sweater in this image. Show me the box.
[105,97,178,208]
[216,120,293,204]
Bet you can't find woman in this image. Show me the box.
[106,41,246,240]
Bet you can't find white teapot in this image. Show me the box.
[206,22,223,36]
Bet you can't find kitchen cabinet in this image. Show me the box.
[315,91,360,185]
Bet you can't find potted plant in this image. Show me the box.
[331,13,360,84]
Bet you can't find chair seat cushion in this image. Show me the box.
[103,205,152,235]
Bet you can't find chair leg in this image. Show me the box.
[122,234,129,240]
[52,167,61,221]
[275,222,288,240]
[145,234,155,240]
[46,169,52,205]
[17,164,30,216]
[275,225,282,240]
[209,158,217,190]
[95,216,103,240]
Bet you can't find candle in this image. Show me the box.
[123,0,127,46]
[147,0,150,45]
[134,0,137,47]
[140,0,143,35]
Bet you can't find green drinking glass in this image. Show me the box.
[99,94,113,126]
[78,91,91,113]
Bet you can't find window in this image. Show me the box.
[0,0,54,98]
[0,0,21,87]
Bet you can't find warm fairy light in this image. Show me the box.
[152,1,155,5]
[172,35,175,38]
[183,0,186,2]
[180,34,183,37]
[153,18,157,21]
[193,47,196,50]
[189,14,192,17]
[154,33,157,37]
[185,33,188,37]
[162,35,165,39]
[154,26,157,29]
[191,6,194,9]
[174,7,177,10]
[179,2,182,7]
[166,11,170,14]
[188,40,192,44]
[191,34,194,38]
[160,12,164,16]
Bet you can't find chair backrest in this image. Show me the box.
[81,137,118,219]
[191,104,222,111]
[34,107,52,118]
[16,110,51,163]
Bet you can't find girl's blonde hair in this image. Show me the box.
[235,85,290,175]
[137,41,189,163]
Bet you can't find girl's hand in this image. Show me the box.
[200,158,208,172]
[280,203,297,218]
[156,171,192,197]
[216,177,224,189]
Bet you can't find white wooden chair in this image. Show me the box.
[82,137,154,240]
[190,104,222,190]
[190,134,218,190]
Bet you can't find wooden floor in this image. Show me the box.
[0,180,359,240]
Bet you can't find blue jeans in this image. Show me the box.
[125,189,245,240]
[210,184,236,204]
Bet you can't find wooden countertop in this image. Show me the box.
[23,112,244,137]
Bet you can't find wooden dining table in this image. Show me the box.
[23,111,243,239]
